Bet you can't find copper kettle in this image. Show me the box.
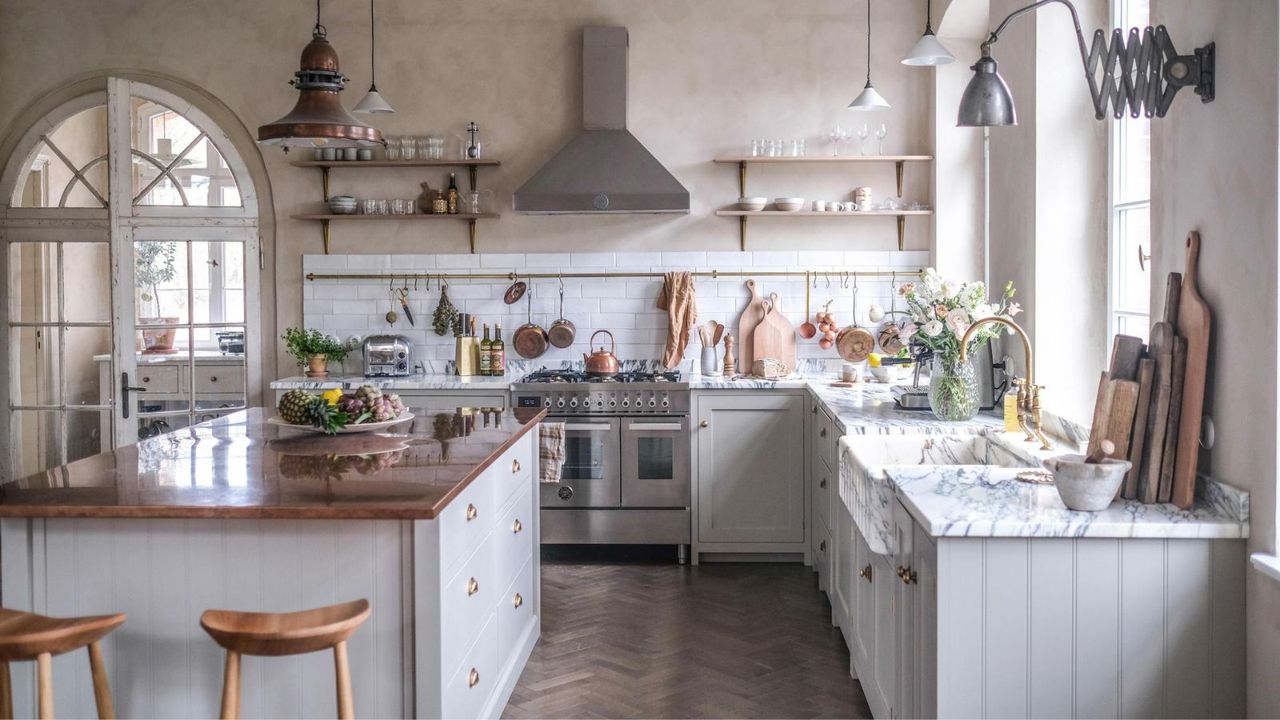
[583,330,621,377]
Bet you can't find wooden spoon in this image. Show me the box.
[712,322,725,347]
[799,275,817,339]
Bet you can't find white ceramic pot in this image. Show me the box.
[1043,454,1130,512]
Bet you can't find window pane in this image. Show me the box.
[1115,206,1151,314]
[1117,118,1150,204]
[10,327,58,406]
[8,243,58,323]
[11,411,60,477]
[15,105,108,208]
[132,101,240,207]
[135,240,189,326]
[64,326,112,407]
[66,410,110,464]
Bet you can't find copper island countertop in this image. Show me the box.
[0,405,546,520]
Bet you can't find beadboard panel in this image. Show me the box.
[935,537,1245,719]
[0,518,409,720]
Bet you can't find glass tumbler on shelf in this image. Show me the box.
[415,137,430,161]
[359,199,377,215]
[428,137,444,160]
[399,136,417,161]
[384,136,400,161]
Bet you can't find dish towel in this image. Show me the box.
[539,421,566,484]
[656,271,697,369]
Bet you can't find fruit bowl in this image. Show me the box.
[268,413,414,435]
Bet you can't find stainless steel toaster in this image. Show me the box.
[362,335,413,376]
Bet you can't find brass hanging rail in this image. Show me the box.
[304,269,924,282]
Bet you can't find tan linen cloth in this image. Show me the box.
[539,421,566,484]
[656,271,697,369]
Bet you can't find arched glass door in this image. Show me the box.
[1,78,260,480]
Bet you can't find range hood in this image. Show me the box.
[513,27,690,214]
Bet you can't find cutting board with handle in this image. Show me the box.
[1158,337,1188,503]
[1139,272,1181,504]
[1122,358,1156,499]
[753,294,797,374]
[1172,232,1211,509]
[736,280,767,373]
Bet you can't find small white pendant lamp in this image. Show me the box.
[354,0,394,114]
[902,0,956,66]
[849,0,891,110]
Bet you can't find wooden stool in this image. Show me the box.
[199,599,370,720]
[0,607,126,719]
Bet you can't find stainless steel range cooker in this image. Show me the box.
[513,370,691,560]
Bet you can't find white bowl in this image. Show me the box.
[774,197,805,212]
[738,196,768,212]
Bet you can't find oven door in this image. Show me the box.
[620,416,690,508]
[540,417,621,508]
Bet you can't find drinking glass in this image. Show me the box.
[789,139,803,157]
[359,199,377,215]
[876,123,888,155]
[827,125,847,156]
[856,124,870,155]
[750,139,762,157]
[383,137,400,161]
[428,137,444,160]
[399,136,416,161]
[415,137,430,160]
[376,199,390,215]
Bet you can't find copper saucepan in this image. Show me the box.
[547,280,576,349]
[513,288,548,358]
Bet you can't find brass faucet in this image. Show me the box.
[958,317,1052,450]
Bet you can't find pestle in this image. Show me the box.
[1085,439,1115,465]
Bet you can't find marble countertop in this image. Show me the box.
[271,373,514,391]
[0,405,545,520]
[886,464,1250,540]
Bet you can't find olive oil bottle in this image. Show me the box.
[479,324,492,376]
[491,324,506,376]
[447,173,459,214]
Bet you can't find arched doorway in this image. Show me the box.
[0,77,262,480]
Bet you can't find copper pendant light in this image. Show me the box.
[258,0,383,149]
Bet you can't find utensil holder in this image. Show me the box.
[701,345,719,376]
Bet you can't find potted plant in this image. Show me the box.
[897,269,1021,421]
[135,241,180,353]
[282,327,348,378]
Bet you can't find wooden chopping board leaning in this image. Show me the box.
[751,293,797,377]
[1171,232,1211,509]
[736,280,767,373]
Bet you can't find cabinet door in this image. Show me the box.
[893,501,917,720]
[871,554,897,720]
[851,527,875,679]
[695,393,805,543]
[914,521,938,719]
[832,505,853,631]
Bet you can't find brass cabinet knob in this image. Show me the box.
[465,503,477,521]
[700,420,709,428]
[467,577,479,596]
[468,668,480,688]
[897,565,917,585]
[819,540,827,552]
[142,376,151,383]
[819,478,827,489]
[513,592,524,609]
[812,406,818,414]
[512,459,521,473]
[210,375,218,383]
[820,428,827,438]
[512,518,523,534]
[859,565,873,581]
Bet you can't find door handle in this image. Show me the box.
[626,422,682,431]
[563,423,612,432]
[120,372,148,419]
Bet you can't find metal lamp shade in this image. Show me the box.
[848,82,891,111]
[957,55,1017,126]
[902,32,956,66]
[353,87,395,114]
[258,31,384,148]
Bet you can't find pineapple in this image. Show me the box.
[278,390,316,425]
[306,398,350,435]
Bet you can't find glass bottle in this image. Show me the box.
[479,324,492,376]
[447,173,459,214]
[491,324,505,376]
[432,189,448,214]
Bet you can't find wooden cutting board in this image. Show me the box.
[736,280,766,373]
[1086,372,1115,461]
[1139,272,1181,504]
[1172,232,1211,509]
[1123,358,1156,499]
[1158,337,1188,503]
[753,295,795,374]
[1108,335,1146,381]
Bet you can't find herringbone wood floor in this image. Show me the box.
[503,561,872,719]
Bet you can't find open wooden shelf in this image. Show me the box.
[715,209,932,217]
[292,213,499,221]
[291,159,501,169]
[712,155,933,164]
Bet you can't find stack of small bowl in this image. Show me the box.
[327,195,358,215]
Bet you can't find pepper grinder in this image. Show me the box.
[722,334,736,377]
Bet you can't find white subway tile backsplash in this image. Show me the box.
[301,249,931,370]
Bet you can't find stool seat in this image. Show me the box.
[0,608,126,661]
[200,599,370,657]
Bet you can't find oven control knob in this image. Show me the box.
[596,399,604,408]
[557,486,574,501]
[556,398,566,408]
[543,398,552,407]
[569,398,578,408]
[608,394,617,407]
[621,398,629,407]
[660,396,670,408]
[648,398,657,408]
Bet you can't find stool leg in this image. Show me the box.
[87,642,114,720]
[36,652,52,720]
[0,661,12,720]
[219,651,240,720]
[333,641,353,720]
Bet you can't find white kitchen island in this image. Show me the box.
[0,404,544,719]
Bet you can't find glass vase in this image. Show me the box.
[929,355,981,421]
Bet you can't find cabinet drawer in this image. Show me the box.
[188,364,245,395]
[495,485,533,594]
[135,365,180,394]
[498,557,535,667]
[440,476,498,579]
[443,611,499,720]
[496,434,533,503]
[442,529,498,674]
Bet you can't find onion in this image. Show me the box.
[819,338,834,350]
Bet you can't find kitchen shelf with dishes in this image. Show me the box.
[290,159,502,254]
[712,155,933,250]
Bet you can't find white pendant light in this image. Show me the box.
[902,0,956,66]
[354,0,395,114]
[849,0,891,110]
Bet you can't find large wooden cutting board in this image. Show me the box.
[736,280,767,372]
[1139,272,1181,504]
[1172,232,1211,509]
[753,293,797,374]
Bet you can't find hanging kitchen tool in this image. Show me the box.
[836,275,874,363]
[432,280,458,336]
[547,276,576,348]
[877,272,905,354]
[385,282,399,325]
[397,282,416,327]
[799,272,817,339]
[503,271,527,305]
[513,285,549,358]
[583,330,622,377]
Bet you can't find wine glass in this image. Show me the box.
[827,125,848,156]
[856,124,870,155]
[876,123,888,155]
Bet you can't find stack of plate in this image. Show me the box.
[328,195,358,215]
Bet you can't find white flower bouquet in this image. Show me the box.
[898,268,1021,363]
